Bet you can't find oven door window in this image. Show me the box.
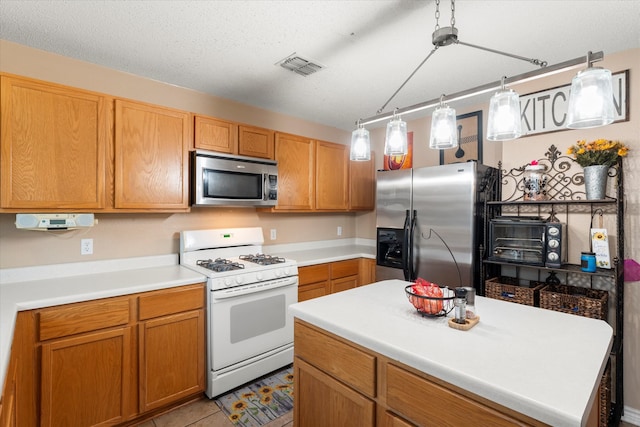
[203,169,263,200]
[210,283,296,371]
[490,223,544,264]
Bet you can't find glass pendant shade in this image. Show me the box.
[429,105,458,149]
[384,118,408,155]
[350,126,371,161]
[566,67,615,129]
[487,89,522,141]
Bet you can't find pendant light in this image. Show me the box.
[566,51,615,129]
[350,121,371,161]
[487,76,522,141]
[384,112,408,155]
[429,96,458,149]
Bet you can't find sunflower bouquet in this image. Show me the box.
[566,139,629,167]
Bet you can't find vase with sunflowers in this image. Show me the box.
[567,139,630,199]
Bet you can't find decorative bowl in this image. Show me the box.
[405,284,455,317]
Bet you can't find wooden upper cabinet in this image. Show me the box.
[114,99,190,210]
[194,115,238,154]
[274,132,315,210]
[238,125,274,159]
[316,140,348,210]
[0,75,107,210]
[349,153,375,211]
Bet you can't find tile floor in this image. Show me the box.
[140,397,639,427]
[138,396,293,427]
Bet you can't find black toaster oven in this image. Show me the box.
[488,217,566,268]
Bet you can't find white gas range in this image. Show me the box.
[180,227,298,398]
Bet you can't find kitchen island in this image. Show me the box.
[289,280,612,427]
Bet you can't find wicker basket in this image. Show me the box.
[599,360,611,427]
[539,284,608,320]
[485,277,545,306]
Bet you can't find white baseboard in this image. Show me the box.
[623,405,640,426]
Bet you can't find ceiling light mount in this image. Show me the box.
[432,26,458,47]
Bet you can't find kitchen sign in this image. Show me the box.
[519,70,629,137]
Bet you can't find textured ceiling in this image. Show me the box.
[1,0,639,131]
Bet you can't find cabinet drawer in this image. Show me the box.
[298,281,329,302]
[138,284,204,320]
[295,320,375,398]
[385,363,527,426]
[38,297,130,341]
[331,259,360,279]
[299,264,330,285]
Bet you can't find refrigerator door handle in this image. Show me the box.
[409,209,417,281]
[402,209,411,281]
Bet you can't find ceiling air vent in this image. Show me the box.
[276,53,324,77]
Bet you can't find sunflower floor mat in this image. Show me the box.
[214,366,294,426]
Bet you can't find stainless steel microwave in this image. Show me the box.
[191,150,278,207]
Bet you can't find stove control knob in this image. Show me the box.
[547,252,559,262]
[235,276,245,284]
[548,239,560,249]
[224,278,233,286]
[256,273,263,281]
[275,269,283,278]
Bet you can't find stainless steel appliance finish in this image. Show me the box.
[192,150,278,207]
[488,217,567,268]
[376,163,498,289]
[179,227,297,398]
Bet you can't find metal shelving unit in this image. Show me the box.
[481,145,624,426]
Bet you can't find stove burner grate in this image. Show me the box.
[196,258,245,272]
[239,253,286,266]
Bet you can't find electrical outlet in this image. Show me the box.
[337,226,342,236]
[81,238,93,255]
[270,229,277,240]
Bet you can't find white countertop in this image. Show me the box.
[0,254,206,394]
[268,238,375,266]
[0,239,374,395]
[289,279,613,427]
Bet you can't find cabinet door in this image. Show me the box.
[194,115,238,153]
[41,327,132,426]
[349,154,375,210]
[238,125,274,159]
[382,411,415,427]
[138,309,205,412]
[331,275,358,294]
[294,358,374,427]
[114,100,190,210]
[359,258,376,286]
[316,140,348,210]
[298,281,330,302]
[274,133,315,210]
[0,75,107,209]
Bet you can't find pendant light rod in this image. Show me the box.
[456,40,548,67]
[359,51,603,127]
[376,46,440,114]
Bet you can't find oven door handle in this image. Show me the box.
[212,277,297,299]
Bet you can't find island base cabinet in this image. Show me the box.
[294,358,375,427]
[40,327,132,426]
[385,363,536,427]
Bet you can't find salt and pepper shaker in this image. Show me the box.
[454,287,467,324]
[462,286,477,319]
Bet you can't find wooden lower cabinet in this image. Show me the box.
[139,309,205,412]
[295,358,375,427]
[298,258,368,302]
[41,327,133,426]
[294,319,551,427]
[1,283,205,426]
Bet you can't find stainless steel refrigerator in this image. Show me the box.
[376,162,498,289]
